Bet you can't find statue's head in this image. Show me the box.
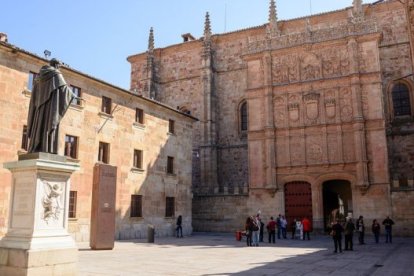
[50,58,61,69]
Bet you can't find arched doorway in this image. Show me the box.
[284,181,313,230]
[322,180,352,231]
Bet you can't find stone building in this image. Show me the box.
[0,36,196,241]
[128,0,414,235]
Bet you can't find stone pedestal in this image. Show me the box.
[0,153,80,276]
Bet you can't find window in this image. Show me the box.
[165,197,175,217]
[136,108,144,124]
[69,191,77,218]
[64,135,78,159]
[168,119,175,134]
[133,149,143,169]
[98,142,110,164]
[70,85,81,106]
[27,71,37,91]
[392,83,411,117]
[240,101,248,132]
[21,125,29,151]
[130,195,143,217]
[101,96,112,114]
[167,156,174,174]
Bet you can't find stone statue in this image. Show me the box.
[27,59,77,154]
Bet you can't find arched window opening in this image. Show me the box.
[240,101,248,132]
[392,83,411,117]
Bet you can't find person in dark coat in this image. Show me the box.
[259,217,265,242]
[356,215,365,245]
[331,219,344,253]
[291,219,297,239]
[372,219,381,244]
[176,215,183,238]
[245,216,253,246]
[382,216,395,243]
[344,217,355,250]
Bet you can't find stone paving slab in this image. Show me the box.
[78,233,414,276]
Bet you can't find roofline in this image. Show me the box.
[0,41,197,122]
[127,1,388,60]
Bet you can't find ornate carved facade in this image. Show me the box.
[128,0,414,234]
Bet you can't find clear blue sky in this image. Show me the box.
[2,0,377,89]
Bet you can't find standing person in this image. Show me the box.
[281,216,288,239]
[245,216,253,246]
[372,219,381,244]
[176,215,183,238]
[291,219,297,239]
[252,215,260,246]
[267,217,276,243]
[276,214,282,239]
[356,216,365,245]
[331,219,344,253]
[344,217,355,251]
[259,217,265,243]
[382,216,395,243]
[302,217,311,240]
[296,220,303,240]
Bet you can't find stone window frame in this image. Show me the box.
[70,85,82,106]
[133,149,144,170]
[98,141,110,164]
[69,191,77,219]
[130,194,143,218]
[165,196,175,218]
[238,100,248,138]
[388,80,414,121]
[64,134,79,160]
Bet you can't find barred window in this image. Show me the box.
[69,191,77,218]
[64,135,78,159]
[27,71,38,91]
[101,96,112,114]
[240,101,248,132]
[136,108,144,124]
[392,83,411,117]
[167,156,174,174]
[168,119,175,134]
[165,197,175,217]
[98,142,110,164]
[130,195,143,217]
[21,125,29,151]
[70,85,82,106]
[133,149,143,169]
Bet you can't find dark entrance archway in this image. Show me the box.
[284,181,313,231]
[322,180,352,231]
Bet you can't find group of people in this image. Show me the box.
[244,214,312,246]
[330,215,395,253]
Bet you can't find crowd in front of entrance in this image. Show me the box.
[243,213,396,253]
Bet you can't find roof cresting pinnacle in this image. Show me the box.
[204,12,212,39]
[148,27,154,52]
[269,0,277,23]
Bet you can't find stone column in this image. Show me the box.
[0,153,79,275]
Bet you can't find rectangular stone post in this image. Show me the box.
[0,153,80,275]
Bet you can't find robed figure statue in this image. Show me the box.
[27,58,77,154]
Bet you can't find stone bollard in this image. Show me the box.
[147,225,155,243]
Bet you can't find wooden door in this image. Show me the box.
[284,181,313,231]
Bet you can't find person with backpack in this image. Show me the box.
[252,214,260,246]
[245,216,254,246]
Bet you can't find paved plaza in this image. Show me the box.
[78,233,414,276]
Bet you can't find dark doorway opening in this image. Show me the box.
[322,180,352,231]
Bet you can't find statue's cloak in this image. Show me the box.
[27,65,75,153]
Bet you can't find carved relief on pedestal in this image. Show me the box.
[339,87,353,122]
[41,180,64,224]
[273,96,287,127]
[300,53,321,81]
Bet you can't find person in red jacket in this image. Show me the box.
[302,217,311,240]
